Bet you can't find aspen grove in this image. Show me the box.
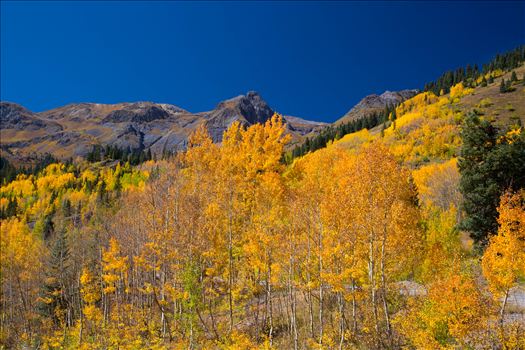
[1,87,525,349]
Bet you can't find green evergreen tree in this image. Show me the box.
[506,79,513,92]
[96,181,108,203]
[500,78,507,93]
[458,113,499,244]
[38,229,72,325]
[62,198,72,220]
[458,113,525,245]
[480,76,487,87]
[0,196,17,219]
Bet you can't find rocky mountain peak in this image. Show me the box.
[214,91,272,123]
[1,102,34,123]
[1,101,62,132]
[203,91,275,141]
[103,103,171,123]
[379,89,419,103]
[335,89,418,125]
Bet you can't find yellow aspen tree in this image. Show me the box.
[346,143,422,348]
[394,272,488,349]
[102,238,129,322]
[217,120,245,335]
[482,191,525,326]
[319,149,360,349]
[239,115,289,345]
[79,267,103,346]
[291,147,339,346]
[0,218,44,347]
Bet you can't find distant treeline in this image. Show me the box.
[286,104,396,162]
[424,45,525,95]
[0,154,63,185]
[2,144,171,176]
[86,144,153,165]
[1,154,67,219]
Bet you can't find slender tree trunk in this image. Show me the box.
[351,280,358,334]
[380,238,391,341]
[78,274,83,344]
[318,220,324,348]
[228,209,234,335]
[338,292,345,350]
[500,288,509,327]
[267,256,274,346]
[291,289,298,350]
[498,288,510,350]
[189,308,194,350]
[266,266,273,346]
[254,278,262,342]
[368,235,380,347]
[307,226,315,338]
[207,298,219,340]
[289,231,298,350]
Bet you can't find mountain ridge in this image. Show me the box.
[1,89,416,162]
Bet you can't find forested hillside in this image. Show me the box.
[1,60,525,349]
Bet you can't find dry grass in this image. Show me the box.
[459,65,525,126]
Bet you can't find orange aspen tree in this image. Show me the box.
[0,218,44,347]
[482,191,525,327]
[346,143,422,348]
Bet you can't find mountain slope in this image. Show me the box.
[330,65,525,167]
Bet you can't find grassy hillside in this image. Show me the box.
[331,64,525,164]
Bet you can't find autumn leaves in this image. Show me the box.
[288,144,422,348]
[85,115,425,348]
[1,105,524,348]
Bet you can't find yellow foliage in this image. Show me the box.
[332,128,372,150]
[383,91,461,165]
[449,82,474,101]
[102,238,129,294]
[80,268,101,305]
[0,197,8,211]
[395,91,439,116]
[412,158,461,210]
[482,191,525,299]
[395,273,489,349]
[3,84,525,348]
[0,174,34,197]
[0,217,43,282]
[219,331,261,350]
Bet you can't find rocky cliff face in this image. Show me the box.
[1,102,62,132]
[203,91,276,141]
[335,89,418,125]
[0,93,325,162]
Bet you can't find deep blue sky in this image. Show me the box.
[1,1,524,122]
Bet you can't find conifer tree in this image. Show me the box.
[459,113,525,244]
[481,76,487,87]
[38,229,72,326]
[500,78,507,93]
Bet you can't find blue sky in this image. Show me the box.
[1,1,524,122]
